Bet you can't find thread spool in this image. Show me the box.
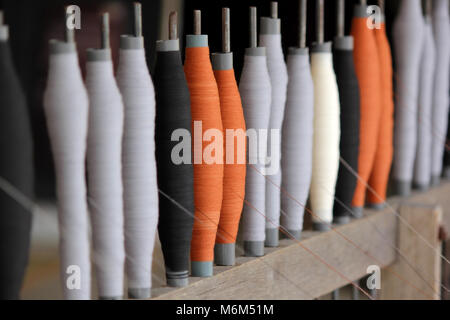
[259,2,287,248]
[367,1,394,208]
[212,8,246,266]
[239,7,271,257]
[0,11,34,299]
[43,9,90,299]
[350,2,382,216]
[280,0,313,239]
[155,11,194,287]
[184,10,224,277]
[310,0,340,231]
[85,13,125,300]
[116,2,159,299]
[431,0,450,185]
[392,0,425,195]
[413,1,435,191]
[332,0,360,223]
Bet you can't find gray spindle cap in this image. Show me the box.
[49,39,76,54]
[212,52,233,70]
[86,48,111,61]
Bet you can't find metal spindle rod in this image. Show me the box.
[222,8,230,53]
[299,0,307,48]
[271,2,278,19]
[360,0,367,6]
[65,7,75,43]
[337,0,345,37]
[378,0,385,13]
[134,2,142,37]
[193,10,201,35]
[250,7,257,48]
[101,13,110,49]
[316,0,324,44]
[0,11,4,25]
[169,11,177,40]
[425,0,432,18]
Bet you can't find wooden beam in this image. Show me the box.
[153,209,397,300]
[380,204,442,300]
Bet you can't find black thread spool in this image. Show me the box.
[0,11,34,299]
[154,11,194,288]
[332,0,360,224]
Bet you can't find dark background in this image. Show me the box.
[0,0,404,199]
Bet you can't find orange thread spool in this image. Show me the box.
[184,42,224,276]
[213,66,246,247]
[350,6,382,213]
[368,21,394,207]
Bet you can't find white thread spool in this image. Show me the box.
[310,44,341,230]
[85,14,125,300]
[392,0,425,195]
[43,40,90,300]
[280,46,313,239]
[413,8,435,191]
[431,0,450,185]
[259,4,288,247]
[116,3,158,299]
[239,6,272,257]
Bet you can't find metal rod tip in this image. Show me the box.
[249,7,257,48]
[134,2,142,37]
[222,8,230,53]
[271,2,278,19]
[193,10,201,35]
[101,13,110,49]
[169,11,178,40]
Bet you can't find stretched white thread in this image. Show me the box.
[392,0,424,183]
[310,51,340,224]
[85,55,125,299]
[431,0,450,179]
[239,53,272,242]
[43,50,90,300]
[280,51,314,233]
[414,21,436,188]
[116,48,158,293]
[259,34,288,232]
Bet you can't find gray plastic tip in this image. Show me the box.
[128,287,150,299]
[156,39,179,52]
[191,261,213,277]
[354,4,369,18]
[334,36,354,50]
[86,48,111,61]
[333,215,351,225]
[214,243,236,266]
[120,35,144,49]
[413,183,429,192]
[260,17,281,34]
[265,228,279,247]
[0,25,9,41]
[49,40,76,54]
[165,269,189,287]
[312,222,331,232]
[431,176,440,187]
[351,206,364,219]
[244,241,265,257]
[311,41,332,53]
[282,229,302,240]
[288,47,309,55]
[166,276,188,287]
[99,295,122,300]
[366,202,386,211]
[212,52,233,70]
[394,180,412,196]
[186,34,208,48]
[245,47,266,56]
